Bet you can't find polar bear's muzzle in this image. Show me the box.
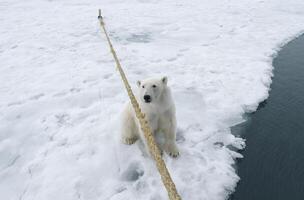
[144,95,152,103]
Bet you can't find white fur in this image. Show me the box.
[121,76,179,157]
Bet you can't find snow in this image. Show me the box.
[1,0,304,199]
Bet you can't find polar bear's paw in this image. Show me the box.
[167,144,180,158]
[123,137,138,145]
[169,151,179,158]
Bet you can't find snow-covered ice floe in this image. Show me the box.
[1,0,304,199]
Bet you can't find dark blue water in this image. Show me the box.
[230,34,304,200]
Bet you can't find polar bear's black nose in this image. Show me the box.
[144,95,151,103]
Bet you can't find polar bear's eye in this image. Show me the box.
[152,85,157,88]
[142,85,145,88]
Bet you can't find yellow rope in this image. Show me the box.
[97,10,181,200]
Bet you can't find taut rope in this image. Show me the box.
[97,9,181,200]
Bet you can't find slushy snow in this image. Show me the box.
[1,0,304,199]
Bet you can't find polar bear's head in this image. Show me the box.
[137,76,168,104]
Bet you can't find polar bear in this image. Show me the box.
[121,76,179,157]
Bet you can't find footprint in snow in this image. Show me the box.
[120,161,144,182]
[126,33,152,43]
[55,113,71,127]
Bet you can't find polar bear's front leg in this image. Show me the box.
[164,131,179,157]
[162,117,179,157]
[121,104,138,145]
[122,126,138,145]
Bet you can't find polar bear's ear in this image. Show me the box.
[161,76,168,85]
[137,80,141,87]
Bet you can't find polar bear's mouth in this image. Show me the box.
[144,99,152,103]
